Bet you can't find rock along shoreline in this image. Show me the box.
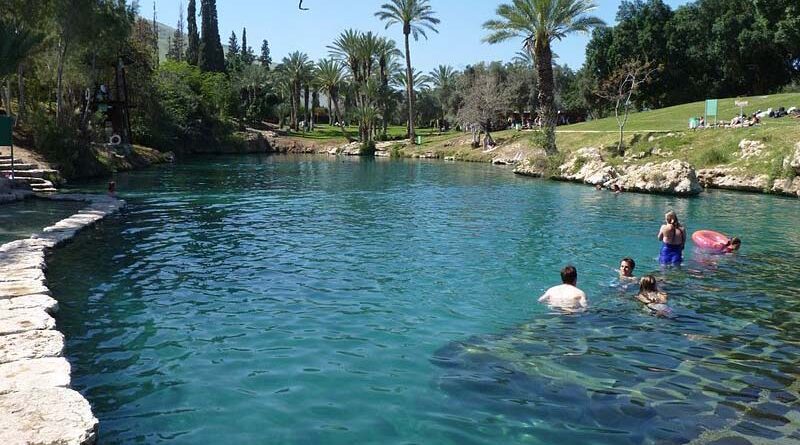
[0,193,125,445]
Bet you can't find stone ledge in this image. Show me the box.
[0,193,124,445]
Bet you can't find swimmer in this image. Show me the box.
[635,275,673,317]
[724,237,741,252]
[619,257,636,279]
[538,265,588,312]
[658,210,685,265]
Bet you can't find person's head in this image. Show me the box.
[620,257,635,277]
[639,275,658,294]
[728,237,741,251]
[665,210,680,227]
[560,265,577,285]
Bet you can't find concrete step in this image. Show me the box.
[0,163,36,171]
[13,177,52,187]
[0,155,11,161]
[1,169,58,179]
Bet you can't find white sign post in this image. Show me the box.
[734,100,749,118]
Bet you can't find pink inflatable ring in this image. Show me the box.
[692,230,738,253]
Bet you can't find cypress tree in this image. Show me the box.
[241,27,254,65]
[186,0,199,65]
[226,31,240,58]
[198,0,225,72]
[167,4,186,61]
[259,39,271,70]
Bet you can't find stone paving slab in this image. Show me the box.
[0,308,56,335]
[0,357,71,393]
[0,267,46,283]
[0,281,51,299]
[0,294,59,313]
[0,387,98,445]
[0,329,64,364]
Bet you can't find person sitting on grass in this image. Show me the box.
[635,275,672,317]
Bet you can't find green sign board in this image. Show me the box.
[0,116,12,146]
[704,99,718,118]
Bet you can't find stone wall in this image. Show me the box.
[0,194,124,445]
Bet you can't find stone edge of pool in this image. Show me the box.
[0,193,124,445]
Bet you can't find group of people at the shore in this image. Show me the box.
[538,210,741,316]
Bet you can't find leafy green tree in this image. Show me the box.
[259,39,272,69]
[428,65,457,129]
[226,30,243,72]
[0,20,43,120]
[198,0,225,72]
[484,0,604,154]
[186,0,199,65]
[375,0,440,140]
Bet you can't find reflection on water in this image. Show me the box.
[48,155,800,444]
[0,198,85,244]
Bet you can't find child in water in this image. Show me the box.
[635,275,673,317]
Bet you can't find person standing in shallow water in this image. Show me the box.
[658,210,685,265]
[538,265,587,312]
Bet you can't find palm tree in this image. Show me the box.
[280,51,311,130]
[0,22,43,121]
[314,58,350,139]
[428,65,456,130]
[483,0,603,154]
[375,37,400,137]
[375,0,440,140]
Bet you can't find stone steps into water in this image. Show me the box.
[0,162,36,171]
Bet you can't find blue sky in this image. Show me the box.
[153,0,689,72]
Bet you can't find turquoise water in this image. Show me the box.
[48,155,800,444]
[0,198,85,244]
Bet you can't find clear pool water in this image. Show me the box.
[48,155,800,444]
[0,198,85,245]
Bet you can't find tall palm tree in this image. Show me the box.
[483,0,603,154]
[314,58,350,139]
[428,64,456,130]
[375,37,400,137]
[280,51,311,131]
[375,0,439,140]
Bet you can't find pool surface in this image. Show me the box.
[0,198,85,245]
[48,155,800,444]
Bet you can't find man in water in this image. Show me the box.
[619,257,636,279]
[538,265,588,312]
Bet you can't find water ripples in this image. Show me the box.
[47,156,800,444]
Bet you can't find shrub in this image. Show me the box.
[696,147,730,166]
[360,141,376,156]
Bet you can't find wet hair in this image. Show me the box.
[621,257,635,270]
[730,237,741,249]
[665,210,682,229]
[561,265,577,285]
[639,275,658,294]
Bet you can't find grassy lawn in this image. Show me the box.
[568,92,800,132]
[280,93,799,181]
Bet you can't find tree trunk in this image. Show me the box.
[17,64,26,125]
[3,81,11,120]
[534,43,557,154]
[328,96,333,125]
[332,93,349,140]
[403,27,415,141]
[56,37,68,123]
[303,84,310,132]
